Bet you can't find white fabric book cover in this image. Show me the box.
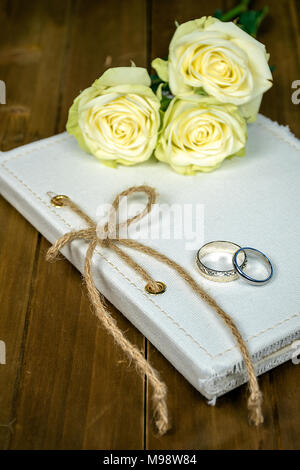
[1,114,300,401]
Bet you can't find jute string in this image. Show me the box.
[46,185,263,435]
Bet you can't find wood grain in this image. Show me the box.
[9,238,145,450]
[0,0,147,450]
[0,0,72,449]
[0,198,38,448]
[0,0,300,450]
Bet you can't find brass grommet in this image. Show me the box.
[145,281,166,294]
[50,194,69,207]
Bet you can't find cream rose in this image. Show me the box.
[66,67,160,167]
[152,17,273,122]
[155,96,247,175]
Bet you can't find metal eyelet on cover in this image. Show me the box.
[145,281,167,294]
[50,194,70,207]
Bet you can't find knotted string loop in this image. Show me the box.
[46,185,263,434]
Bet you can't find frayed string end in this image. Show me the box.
[248,389,264,426]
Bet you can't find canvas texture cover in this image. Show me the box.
[1,114,300,400]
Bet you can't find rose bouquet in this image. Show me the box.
[67,2,272,175]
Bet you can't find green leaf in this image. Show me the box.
[238,7,269,37]
[213,9,223,20]
[214,0,250,22]
[153,81,173,111]
[150,74,164,92]
[161,95,172,112]
[213,1,269,38]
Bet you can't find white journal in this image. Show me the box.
[1,114,300,400]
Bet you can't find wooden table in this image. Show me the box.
[0,0,299,450]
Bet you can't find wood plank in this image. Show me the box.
[146,349,276,450]
[0,0,72,149]
[0,199,38,449]
[0,0,72,449]
[9,238,146,449]
[147,0,300,449]
[255,0,300,138]
[259,0,300,450]
[253,0,300,450]
[269,361,300,450]
[6,0,148,449]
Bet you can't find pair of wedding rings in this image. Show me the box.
[196,241,273,285]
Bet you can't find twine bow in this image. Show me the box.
[46,185,263,435]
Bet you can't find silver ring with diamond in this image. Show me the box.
[196,241,247,282]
